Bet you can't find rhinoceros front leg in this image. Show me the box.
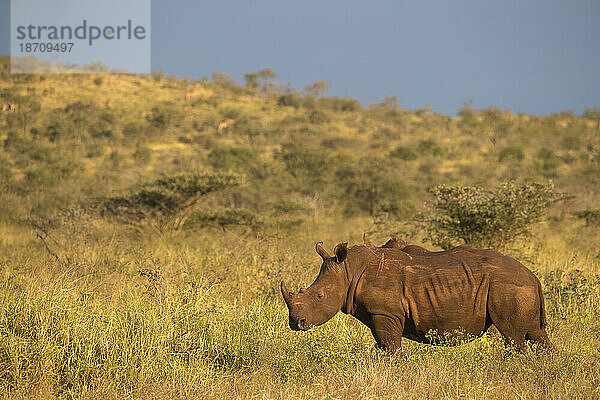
[369,314,404,353]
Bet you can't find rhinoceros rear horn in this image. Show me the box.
[316,241,331,260]
[363,233,375,248]
[382,238,407,249]
[281,280,293,306]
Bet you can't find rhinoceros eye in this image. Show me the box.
[317,293,324,299]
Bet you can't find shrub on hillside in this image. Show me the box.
[320,136,357,150]
[390,146,418,161]
[269,199,312,216]
[276,141,330,185]
[186,207,260,231]
[122,122,145,138]
[132,144,152,164]
[318,97,362,112]
[417,139,446,157]
[415,182,565,250]
[540,269,600,318]
[458,101,478,128]
[498,146,525,162]
[145,102,184,133]
[277,94,302,109]
[536,148,561,178]
[336,156,414,217]
[373,127,402,140]
[101,172,242,235]
[207,145,264,178]
[561,135,581,151]
[307,110,329,124]
[572,209,600,227]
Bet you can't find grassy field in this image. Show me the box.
[0,58,599,398]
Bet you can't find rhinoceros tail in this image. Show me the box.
[537,279,547,328]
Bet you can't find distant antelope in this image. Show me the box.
[185,91,195,103]
[185,84,203,103]
[1,103,17,111]
[217,118,235,134]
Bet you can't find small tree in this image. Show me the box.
[305,80,330,98]
[583,108,600,128]
[277,141,330,184]
[244,72,260,89]
[572,209,600,227]
[211,71,232,84]
[257,68,276,86]
[416,182,565,250]
[336,156,413,217]
[64,101,92,142]
[188,208,260,232]
[145,102,184,133]
[458,99,477,128]
[102,172,242,235]
[381,96,400,108]
[14,95,41,137]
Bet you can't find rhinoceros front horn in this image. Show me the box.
[281,280,293,306]
[316,241,331,261]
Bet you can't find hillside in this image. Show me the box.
[0,56,599,398]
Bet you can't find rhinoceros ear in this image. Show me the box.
[334,242,348,263]
[316,241,331,260]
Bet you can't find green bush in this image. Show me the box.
[572,209,600,226]
[277,94,302,109]
[417,139,446,157]
[102,172,242,235]
[269,199,312,215]
[207,145,264,178]
[132,144,152,164]
[336,157,413,216]
[416,182,565,250]
[540,269,600,318]
[498,146,525,162]
[187,208,260,231]
[390,146,418,161]
[3,130,26,151]
[561,135,581,151]
[373,127,401,140]
[458,102,477,127]
[208,145,256,169]
[145,102,184,132]
[277,141,330,184]
[122,122,145,138]
[318,97,362,112]
[320,137,356,149]
[538,148,557,161]
[307,110,329,124]
[63,101,92,139]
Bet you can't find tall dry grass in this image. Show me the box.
[0,217,598,399]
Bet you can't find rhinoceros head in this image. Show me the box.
[281,241,349,331]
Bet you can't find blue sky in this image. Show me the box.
[1,0,598,116]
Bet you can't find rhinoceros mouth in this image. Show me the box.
[290,318,312,331]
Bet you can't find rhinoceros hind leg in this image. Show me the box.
[488,284,547,351]
[487,305,528,349]
[492,322,527,350]
[525,329,553,351]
